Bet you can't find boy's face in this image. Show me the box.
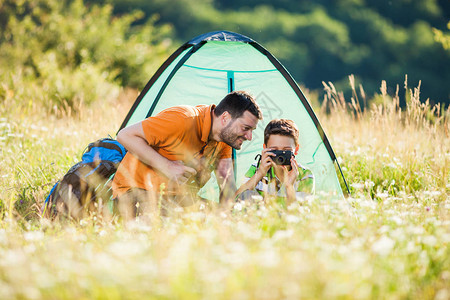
[265,134,297,153]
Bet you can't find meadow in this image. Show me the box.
[0,77,448,299]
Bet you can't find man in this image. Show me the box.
[112,91,262,219]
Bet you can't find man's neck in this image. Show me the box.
[209,112,221,142]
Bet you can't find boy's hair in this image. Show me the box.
[264,119,299,146]
[214,91,263,120]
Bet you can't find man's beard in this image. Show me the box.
[219,122,245,150]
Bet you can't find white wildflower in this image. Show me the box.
[351,182,364,190]
[272,229,294,241]
[251,194,263,202]
[108,240,144,256]
[371,236,395,256]
[376,192,389,199]
[435,289,449,300]
[257,248,280,268]
[298,206,311,214]
[424,190,442,197]
[422,235,437,247]
[236,222,261,240]
[23,286,41,300]
[285,214,301,224]
[442,234,450,243]
[408,225,425,235]
[174,206,184,213]
[23,231,44,242]
[391,215,403,225]
[233,202,243,211]
[365,180,375,188]
[379,225,390,234]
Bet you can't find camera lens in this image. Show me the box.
[276,156,285,164]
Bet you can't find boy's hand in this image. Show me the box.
[256,148,276,177]
[285,156,299,185]
[273,156,298,185]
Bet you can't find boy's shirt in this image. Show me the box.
[243,159,314,199]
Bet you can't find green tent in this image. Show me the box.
[119,31,347,200]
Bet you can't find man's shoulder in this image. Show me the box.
[162,104,210,116]
[149,105,211,128]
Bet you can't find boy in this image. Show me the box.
[235,119,314,205]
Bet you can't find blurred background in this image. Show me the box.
[1,0,449,112]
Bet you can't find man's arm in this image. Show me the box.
[117,123,196,183]
[214,158,236,204]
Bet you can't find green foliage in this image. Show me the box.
[0,75,449,298]
[0,0,172,113]
[433,21,450,50]
[98,0,450,106]
[0,2,448,297]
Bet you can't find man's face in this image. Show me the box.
[219,111,259,149]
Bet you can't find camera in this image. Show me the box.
[269,150,293,165]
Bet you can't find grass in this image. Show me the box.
[0,78,448,299]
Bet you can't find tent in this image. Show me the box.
[119,31,348,200]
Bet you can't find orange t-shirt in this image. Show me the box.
[112,104,232,197]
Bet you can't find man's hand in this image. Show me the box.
[117,123,197,186]
[163,160,197,185]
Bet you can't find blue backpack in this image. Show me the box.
[43,138,127,219]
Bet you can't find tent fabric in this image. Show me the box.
[119,31,345,200]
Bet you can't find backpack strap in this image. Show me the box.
[85,139,126,157]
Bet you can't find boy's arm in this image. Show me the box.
[285,185,297,205]
[284,156,300,205]
[235,148,275,199]
[235,169,263,198]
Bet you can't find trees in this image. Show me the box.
[3,0,447,108]
[98,0,449,105]
[0,0,172,112]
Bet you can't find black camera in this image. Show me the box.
[269,150,293,165]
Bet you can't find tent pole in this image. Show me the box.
[335,159,350,195]
[227,71,237,183]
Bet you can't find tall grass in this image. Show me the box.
[0,78,448,299]
[322,75,449,201]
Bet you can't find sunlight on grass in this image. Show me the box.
[0,79,448,299]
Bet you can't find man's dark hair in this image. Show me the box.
[214,91,263,120]
[264,119,299,146]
